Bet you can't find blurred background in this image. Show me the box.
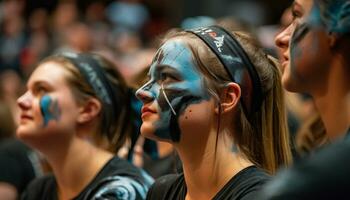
[0,0,293,79]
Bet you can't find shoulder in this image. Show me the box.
[104,157,154,187]
[85,174,151,200]
[216,166,271,200]
[234,166,271,188]
[21,174,56,200]
[146,174,184,200]
[0,139,39,193]
[260,135,350,200]
[83,157,154,200]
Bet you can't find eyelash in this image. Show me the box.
[292,10,302,20]
[35,86,47,95]
[159,72,178,83]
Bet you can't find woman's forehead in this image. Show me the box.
[28,62,69,87]
[294,0,314,15]
[150,39,197,73]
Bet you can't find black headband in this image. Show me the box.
[59,52,118,105]
[187,25,263,115]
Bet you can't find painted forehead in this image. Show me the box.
[150,39,199,77]
[307,0,350,33]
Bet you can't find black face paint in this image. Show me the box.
[136,40,211,142]
[290,23,311,78]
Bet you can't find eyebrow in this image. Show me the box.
[28,80,51,90]
[155,65,180,74]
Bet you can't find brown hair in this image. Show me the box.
[0,101,15,140]
[296,113,328,156]
[39,53,132,152]
[161,29,292,174]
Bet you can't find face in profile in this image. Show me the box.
[17,61,80,145]
[136,39,215,143]
[275,0,321,93]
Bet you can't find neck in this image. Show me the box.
[43,137,113,200]
[175,129,253,200]
[313,57,350,140]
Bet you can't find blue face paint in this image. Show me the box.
[40,95,61,127]
[308,0,350,34]
[136,40,211,142]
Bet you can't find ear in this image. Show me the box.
[77,98,102,124]
[215,83,241,114]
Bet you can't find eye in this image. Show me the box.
[34,85,48,96]
[292,10,301,20]
[159,72,179,84]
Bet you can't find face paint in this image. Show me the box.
[136,40,211,142]
[40,95,61,127]
[290,22,310,78]
[308,1,350,34]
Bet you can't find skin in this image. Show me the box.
[275,0,315,92]
[137,38,253,199]
[275,0,350,140]
[136,39,211,142]
[17,61,113,200]
[0,183,17,200]
[17,62,80,148]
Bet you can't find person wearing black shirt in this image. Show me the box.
[260,0,350,199]
[0,139,43,199]
[135,26,292,199]
[17,52,153,200]
[22,156,153,200]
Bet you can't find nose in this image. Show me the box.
[275,24,293,50]
[17,91,32,110]
[135,87,154,104]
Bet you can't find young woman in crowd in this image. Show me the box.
[136,26,292,199]
[261,0,350,199]
[17,52,153,200]
[275,0,350,140]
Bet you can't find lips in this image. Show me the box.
[141,106,156,118]
[20,114,33,121]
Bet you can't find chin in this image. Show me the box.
[283,77,308,93]
[16,129,39,149]
[16,125,30,137]
[140,125,156,139]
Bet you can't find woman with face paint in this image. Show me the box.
[259,0,350,199]
[17,52,153,200]
[136,26,292,200]
[275,0,350,140]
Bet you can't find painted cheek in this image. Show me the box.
[39,95,61,127]
[153,80,210,142]
[290,23,311,79]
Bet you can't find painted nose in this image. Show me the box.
[135,88,154,104]
[17,91,32,110]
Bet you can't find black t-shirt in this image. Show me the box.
[260,128,350,200]
[21,156,154,200]
[142,150,182,179]
[147,166,270,200]
[0,139,41,194]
